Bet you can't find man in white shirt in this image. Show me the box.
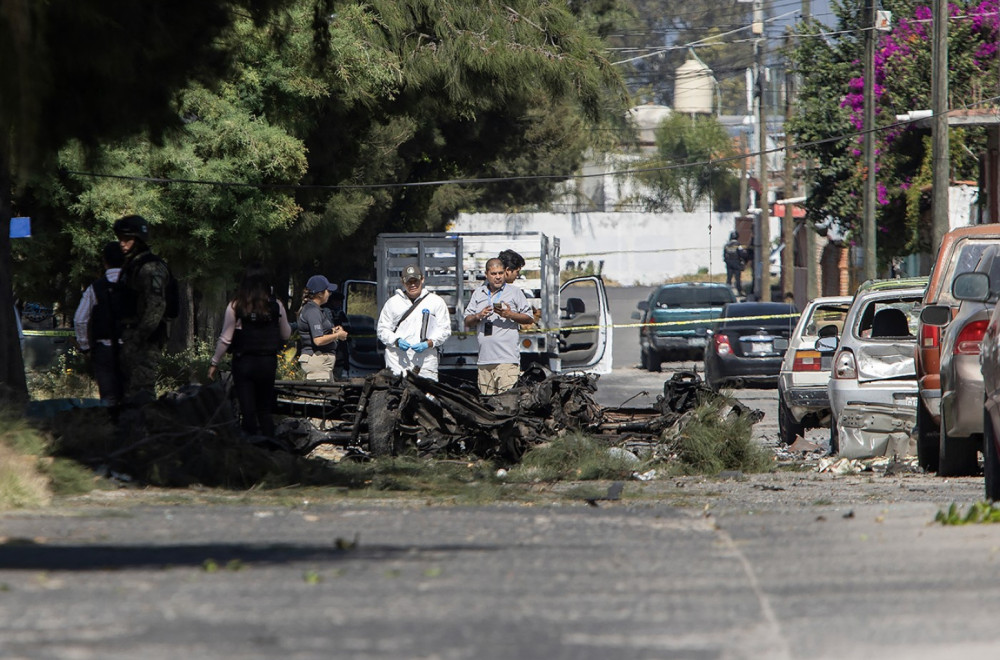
[376,264,452,381]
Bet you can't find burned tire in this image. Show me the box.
[985,413,1000,501]
[916,402,940,473]
[778,395,802,446]
[367,390,397,457]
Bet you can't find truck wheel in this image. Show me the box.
[829,417,839,456]
[916,402,940,473]
[639,348,649,370]
[938,428,980,477]
[778,396,802,446]
[985,414,1000,501]
[367,390,397,457]
[647,350,662,372]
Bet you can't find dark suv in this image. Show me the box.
[633,283,736,370]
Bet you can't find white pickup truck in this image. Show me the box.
[342,232,613,379]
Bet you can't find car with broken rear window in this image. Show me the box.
[702,301,798,390]
[819,285,924,458]
[777,295,852,445]
[915,224,1000,473]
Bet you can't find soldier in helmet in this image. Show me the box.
[113,214,171,404]
[723,230,748,294]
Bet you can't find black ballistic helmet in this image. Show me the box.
[729,231,739,240]
[113,215,150,242]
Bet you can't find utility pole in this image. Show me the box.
[754,0,771,300]
[801,0,818,300]
[861,0,877,282]
[931,0,950,254]
[782,31,796,303]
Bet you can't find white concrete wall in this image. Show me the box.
[450,210,780,286]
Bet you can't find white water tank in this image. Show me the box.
[674,58,715,114]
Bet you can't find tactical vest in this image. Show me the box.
[119,250,179,322]
[89,276,124,342]
[231,300,281,356]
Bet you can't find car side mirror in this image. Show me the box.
[631,311,641,321]
[952,272,991,302]
[815,335,838,353]
[637,300,650,312]
[919,304,951,327]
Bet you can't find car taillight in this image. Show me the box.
[792,350,822,372]
[832,349,857,379]
[920,323,940,349]
[713,332,732,356]
[955,319,988,355]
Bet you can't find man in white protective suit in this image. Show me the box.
[376,264,452,381]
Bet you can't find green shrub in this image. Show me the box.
[669,402,772,475]
[26,349,98,400]
[507,434,637,482]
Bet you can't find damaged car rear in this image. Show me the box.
[820,285,924,458]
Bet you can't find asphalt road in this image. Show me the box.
[1,288,996,659]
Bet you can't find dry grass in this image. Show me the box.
[0,414,52,509]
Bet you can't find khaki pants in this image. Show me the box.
[299,353,336,382]
[477,363,519,395]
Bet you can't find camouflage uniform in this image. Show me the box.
[118,247,170,403]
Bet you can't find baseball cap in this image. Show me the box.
[306,275,338,294]
[402,264,423,282]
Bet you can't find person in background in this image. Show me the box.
[377,264,451,381]
[499,248,540,329]
[499,249,525,284]
[208,264,291,436]
[723,231,748,294]
[74,241,126,406]
[114,214,171,404]
[297,275,347,381]
[463,258,534,395]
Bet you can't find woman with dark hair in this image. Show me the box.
[208,264,292,436]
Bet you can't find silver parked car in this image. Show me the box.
[818,285,924,458]
[777,295,852,445]
[918,246,1000,476]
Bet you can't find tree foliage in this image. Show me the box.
[1,0,296,401]
[787,0,997,260]
[6,0,632,393]
[630,112,740,212]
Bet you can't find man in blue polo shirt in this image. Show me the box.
[463,258,534,394]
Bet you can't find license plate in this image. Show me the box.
[750,342,772,354]
[895,394,918,407]
[689,337,707,347]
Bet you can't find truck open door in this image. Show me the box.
[342,279,381,377]
[557,276,613,374]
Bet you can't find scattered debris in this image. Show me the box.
[36,367,765,488]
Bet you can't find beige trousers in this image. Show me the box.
[477,363,519,395]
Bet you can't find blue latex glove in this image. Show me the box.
[411,341,429,353]
[396,338,411,350]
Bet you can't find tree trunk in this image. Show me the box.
[0,145,29,405]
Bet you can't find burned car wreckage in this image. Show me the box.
[48,367,762,488]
